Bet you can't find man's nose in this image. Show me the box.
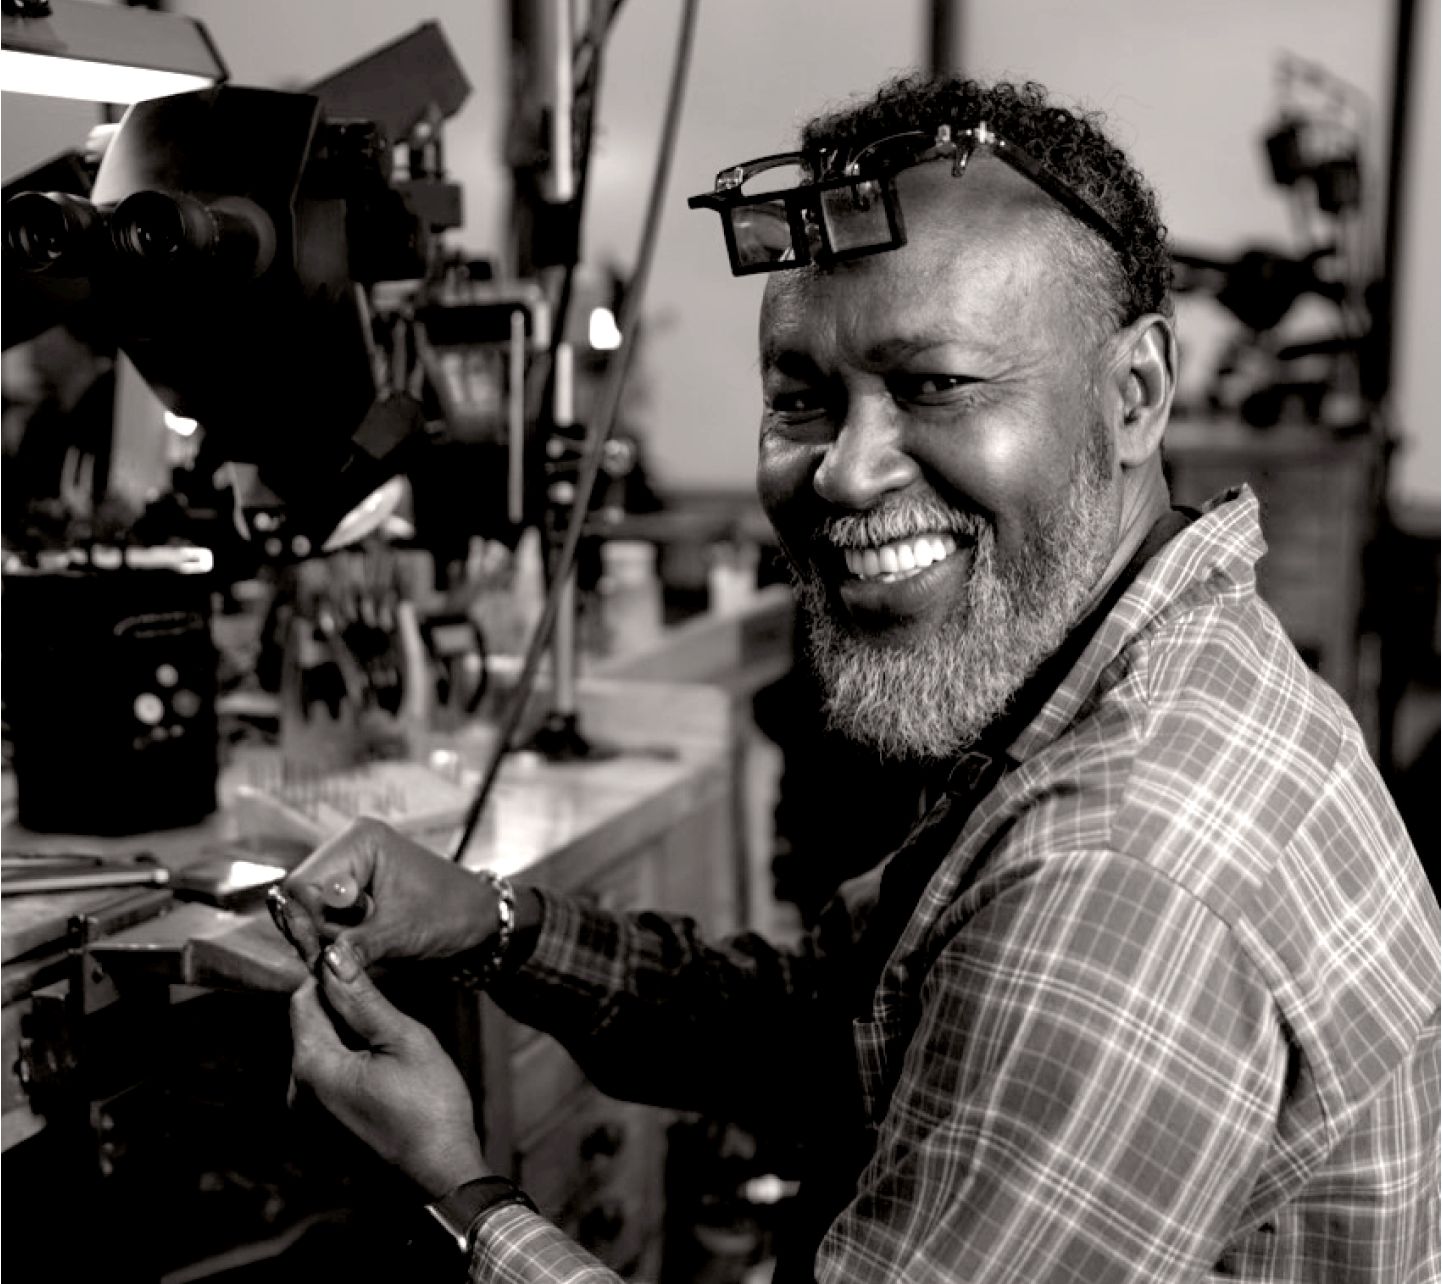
[811,400,919,509]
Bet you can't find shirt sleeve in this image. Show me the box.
[468,1203,621,1284]
[816,851,1287,1283]
[486,881,875,1129]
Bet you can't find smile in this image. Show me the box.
[841,532,960,582]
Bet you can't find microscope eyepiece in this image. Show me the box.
[3,191,101,274]
[110,191,275,278]
[111,191,214,267]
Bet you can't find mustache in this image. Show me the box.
[818,497,986,549]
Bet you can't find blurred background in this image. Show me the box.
[1,3,1435,1280]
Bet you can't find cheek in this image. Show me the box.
[926,420,1069,514]
[756,431,819,529]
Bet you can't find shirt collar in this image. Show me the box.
[995,485,1265,767]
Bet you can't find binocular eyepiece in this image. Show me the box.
[4,189,276,279]
[4,191,99,273]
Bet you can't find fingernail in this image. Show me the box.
[324,940,359,982]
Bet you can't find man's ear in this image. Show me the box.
[1106,314,1176,467]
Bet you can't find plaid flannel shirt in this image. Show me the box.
[478,488,1441,1283]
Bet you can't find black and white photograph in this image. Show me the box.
[1,1,1437,1279]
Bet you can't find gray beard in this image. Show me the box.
[791,423,1117,764]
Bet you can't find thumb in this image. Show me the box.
[289,977,348,1097]
[328,910,408,973]
[319,938,414,1049]
[290,976,345,1061]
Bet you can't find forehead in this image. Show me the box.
[760,156,1082,364]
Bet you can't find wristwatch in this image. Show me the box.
[424,1175,538,1259]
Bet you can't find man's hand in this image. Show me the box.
[289,937,489,1198]
[279,817,497,970]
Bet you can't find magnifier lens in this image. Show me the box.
[819,180,896,257]
[730,199,796,268]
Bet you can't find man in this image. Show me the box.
[280,76,1440,1281]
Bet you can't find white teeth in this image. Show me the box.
[842,533,959,581]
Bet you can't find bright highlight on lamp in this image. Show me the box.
[588,305,622,351]
[0,50,213,103]
[0,0,226,105]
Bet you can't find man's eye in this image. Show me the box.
[893,374,976,404]
[767,389,826,417]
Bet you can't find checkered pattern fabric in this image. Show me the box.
[478,488,1440,1283]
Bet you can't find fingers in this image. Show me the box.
[285,817,379,909]
[318,938,417,1049]
[289,978,366,1121]
[289,976,345,1073]
[283,818,388,959]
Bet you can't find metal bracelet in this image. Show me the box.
[455,869,516,991]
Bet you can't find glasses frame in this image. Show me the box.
[687,122,1127,277]
[687,153,906,277]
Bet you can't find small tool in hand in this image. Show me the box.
[266,885,316,965]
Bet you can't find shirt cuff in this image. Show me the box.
[468,1201,617,1283]
[484,887,631,1037]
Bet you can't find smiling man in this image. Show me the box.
[756,154,1160,761]
[281,77,1440,1282]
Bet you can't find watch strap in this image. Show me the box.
[424,1175,538,1256]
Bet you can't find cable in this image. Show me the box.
[451,0,699,861]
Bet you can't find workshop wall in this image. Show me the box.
[577,0,927,490]
[3,4,1431,508]
[0,92,98,182]
[54,0,912,495]
[164,0,924,494]
[961,0,1439,518]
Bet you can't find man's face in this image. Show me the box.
[757,158,1123,761]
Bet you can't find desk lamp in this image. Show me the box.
[1,0,225,104]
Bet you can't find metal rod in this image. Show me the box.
[549,0,575,203]
[554,340,574,424]
[1377,0,1419,405]
[507,308,526,525]
[549,338,577,715]
[551,571,578,716]
[928,0,963,78]
[451,0,699,861]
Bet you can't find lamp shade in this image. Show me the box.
[1,0,226,104]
